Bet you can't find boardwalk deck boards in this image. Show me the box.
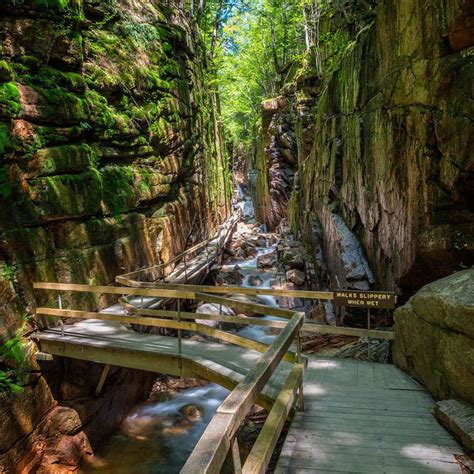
[275,357,463,473]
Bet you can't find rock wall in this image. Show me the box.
[268,0,474,293]
[0,0,230,471]
[253,95,297,230]
[393,269,474,404]
[300,0,473,292]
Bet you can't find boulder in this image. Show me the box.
[195,303,236,330]
[393,269,474,404]
[247,275,264,287]
[257,252,277,268]
[434,399,474,452]
[286,269,305,286]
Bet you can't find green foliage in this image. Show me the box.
[0,83,21,117]
[0,330,26,394]
[0,123,12,155]
[0,263,14,282]
[213,1,305,147]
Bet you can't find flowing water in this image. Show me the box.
[84,214,283,473]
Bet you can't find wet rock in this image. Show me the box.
[218,266,244,286]
[247,275,264,286]
[230,239,257,259]
[394,269,474,403]
[307,304,327,324]
[196,303,236,329]
[435,399,474,452]
[292,1,474,290]
[257,252,277,268]
[180,404,202,422]
[286,269,305,286]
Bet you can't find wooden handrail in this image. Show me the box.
[33,282,296,319]
[116,281,334,300]
[181,311,304,474]
[121,301,288,329]
[243,363,304,474]
[117,212,240,283]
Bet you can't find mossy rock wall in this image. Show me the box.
[0,1,230,471]
[294,0,473,291]
[0,0,230,337]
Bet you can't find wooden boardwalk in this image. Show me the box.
[33,319,293,409]
[276,357,463,473]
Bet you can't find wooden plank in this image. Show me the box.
[302,323,395,340]
[355,360,374,387]
[196,292,295,319]
[299,411,438,425]
[291,419,454,437]
[243,364,303,474]
[217,312,302,423]
[279,442,458,463]
[33,282,197,300]
[35,308,297,362]
[182,312,303,474]
[284,424,455,442]
[127,306,288,329]
[134,282,334,300]
[277,450,461,472]
[282,431,460,450]
[35,335,188,378]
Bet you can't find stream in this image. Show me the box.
[83,205,284,473]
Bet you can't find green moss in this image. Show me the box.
[0,83,21,117]
[0,60,14,82]
[0,166,16,199]
[100,165,137,215]
[0,123,12,154]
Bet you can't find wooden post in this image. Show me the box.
[367,308,371,361]
[95,364,111,396]
[219,303,223,333]
[184,255,188,282]
[296,331,304,411]
[177,299,182,357]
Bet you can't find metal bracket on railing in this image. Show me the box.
[58,294,65,337]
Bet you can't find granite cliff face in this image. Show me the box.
[256,0,473,293]
[0,0,229,471]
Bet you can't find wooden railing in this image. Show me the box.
[33,281,305,473]
[33,281,395,473]
[116,212,239,285]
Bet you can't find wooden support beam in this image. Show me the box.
[95,364,111,396]
[302,322,395,340]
